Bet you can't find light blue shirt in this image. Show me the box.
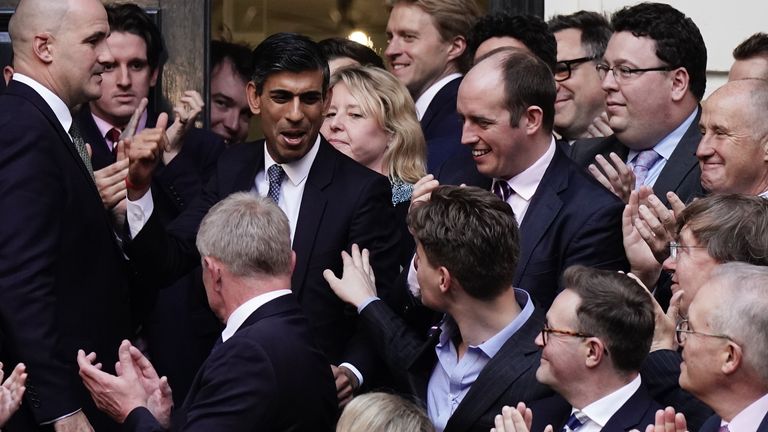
[627,108,698,187]
[427,289,534,431]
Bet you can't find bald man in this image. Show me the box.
[0,0,137,430]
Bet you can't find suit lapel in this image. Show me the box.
[232,141,265,193]
[420,77,460,135]
[444,311,544,432]
[290,139,333,299]
[514,149,567,286]
[601,385,656,431]
[652,108,701,201]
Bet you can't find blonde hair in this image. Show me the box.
[336,393,434,432]
[330,65,426,184]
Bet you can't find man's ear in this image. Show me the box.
[523,105,544,136]
[438,266,452,294]
[149,66,159,87]
[33,32,54,64]
[721,341,743,376]
[246,81,261,115]
[669,67,691,102]
[584,337,607,368]
[203,256,223,291]
[446,35,467,64]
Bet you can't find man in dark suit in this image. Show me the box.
[570,3,706,207]
[79,193,337,431]
[326,186,568,432]
[428,48,626,311]
[384,0,480,172]
[74,4,225,405]
[677,263,768,432]
[123,32,400,406]
[507,266,660,431]
[0,0,131,430]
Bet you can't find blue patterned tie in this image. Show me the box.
[631,149,661,189]
[562,412,584,432]
[492,179,513,202]
[267,164,285,203]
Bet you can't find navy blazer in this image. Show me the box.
[126,138,400,379]
[570,109,704,207]
[550,384,661,431]
[700,412,768,432]
[123,294,337,432]
[437,145,628,310]
[359,300,568,432]
[0,80,131,430]
[421,76,468,173]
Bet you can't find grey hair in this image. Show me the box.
[708,262,768,382]
[195,192,292,278]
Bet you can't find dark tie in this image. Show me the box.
[719,426,730,432]
[492,179,513,202]
[69,122,94,180]
[562,412,584,432]
[267,164,286,203]
[106,127,121,160]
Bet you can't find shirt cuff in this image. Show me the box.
[127,187,154,239]
[407,255,420,298]
[357,296,380,314]
[339,362,364,388]
[40,408,81,425]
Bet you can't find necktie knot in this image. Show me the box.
[562,411,585,432]
[106,127,121,143]
[631,149,661,188]
[267,164,286,203]
[492,180,513,202]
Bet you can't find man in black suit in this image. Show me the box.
[571,3,706,207]
[384,0,480,172]
[493,266,660,431]
[425,48,626,311]
[79,193,337,431]
[74,3,225,406]
[326,186,567,432]
[678,263,768,432]
[123,32,400,406]
[0,0,130,430]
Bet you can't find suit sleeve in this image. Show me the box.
[123,407,166,432]
[359,300,430,371]
[0,118,81,421]
[563,198,629,279]
[340,175,402,377]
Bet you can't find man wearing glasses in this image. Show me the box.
[570,3,705,207]
[548,11,613,144]
[492,265,660,431]
[678,263,768,431]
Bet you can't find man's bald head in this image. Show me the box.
[8,0,113,107]
[708,79,768,138]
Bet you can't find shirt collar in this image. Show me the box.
[263,134,320,187]
[627,108,698,163]
[723,392,768,430]
[221,289,292,342]
[503,137,557,202]
[436,288,534,359]
[578,374,642,427]
[414,73,462,120]
[13,73,72,133]
[92,110,149,140]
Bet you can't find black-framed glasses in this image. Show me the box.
[554,56,596,82]
[675,319,734,345]
[595,63,675,82]
[541,323,594,346]
[669,241,707,259]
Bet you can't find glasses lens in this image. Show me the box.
[554,63,569,81]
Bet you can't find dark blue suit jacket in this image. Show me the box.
[437,145,628,310]
[125,138,400,379]
[700,412,768,432]
[421,76,470,173]
[569,109,704,208]
[0,80,131,430]
[123,294,337,432]
[359,300,568,432]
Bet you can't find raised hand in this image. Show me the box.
[323,244,377,308]
[589,152,635,204]
[0,362,26,426]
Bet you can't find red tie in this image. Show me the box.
[106,128,121,160]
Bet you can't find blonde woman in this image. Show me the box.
[337,392,434,432]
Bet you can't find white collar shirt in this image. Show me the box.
[414,73,462,121]
[221,289,292,342]
[722,392,768,431]
[572,374,642,432]
[13,73,72,137]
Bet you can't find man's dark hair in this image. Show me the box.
[467,14,557,71]
[105,3,164,71]
[548,11,613,61]
[318,37,385,69]
[676,194,768,265]
[611,2,707,101]
[733,32,768,61]
[495,49,556,133]
[407,186,519,301]
[564,266,654,373]
[211,40,254,83]
[251,33,329,95]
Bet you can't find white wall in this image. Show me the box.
[545,0,768,96]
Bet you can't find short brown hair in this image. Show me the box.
[390,0,481,73]
[676,194,768,265]
[564,265,654,373]
[407,186,519,300]
[733,32,768,61]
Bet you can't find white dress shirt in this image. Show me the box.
[414,73,462,121]
[721,392,768,431]
[221,289,292,342]
[13,73,72,138]
[571,375,642,432]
